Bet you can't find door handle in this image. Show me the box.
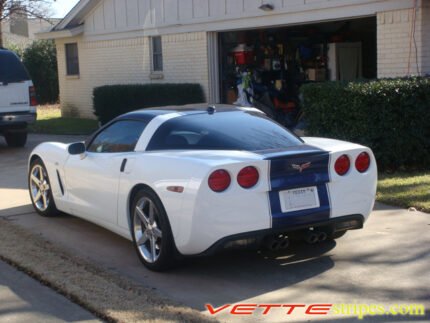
[120,159,128,173]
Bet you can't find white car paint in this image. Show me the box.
[29,112,377,256]
[303,137,377,222]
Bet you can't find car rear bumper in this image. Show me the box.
[0,111,36,128]
[200,214,364,256]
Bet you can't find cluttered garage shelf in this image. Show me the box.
[219,17,376,129]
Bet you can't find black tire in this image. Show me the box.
[5,131,27,147]
[28,158,59,217]
[130,188,177,271]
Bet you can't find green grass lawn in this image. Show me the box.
[377,172,430,213]
[29,105,99,135]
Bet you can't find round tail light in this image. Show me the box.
[355,152,371,173]
[335,155,350,176]
[237,166,259,189]
[208,170,231,192]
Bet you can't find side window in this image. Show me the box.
[151,36,163,72]
[0,51,30,83]
[88,120,147,153]
[65,43,80,76]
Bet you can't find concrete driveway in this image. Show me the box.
[0,134,429,322]
[0,260,99,323]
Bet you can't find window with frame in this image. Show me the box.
[87,120,148,153]
[65,43,80,76]
[151,36,163,72]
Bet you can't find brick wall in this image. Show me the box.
[162,33,209,94]
[57,5,429,117]
[56,32,209,119]
[377,3,429,77]
[421,2,430,75]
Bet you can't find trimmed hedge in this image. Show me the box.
[93,83,205,124]
[301,78,430,171]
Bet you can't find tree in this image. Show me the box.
[22,39,58,103]
[0,0,56,47]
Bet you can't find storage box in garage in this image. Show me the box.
[232,44,254,65]
[306,68,326,81]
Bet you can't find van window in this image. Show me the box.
[0,50,30,84]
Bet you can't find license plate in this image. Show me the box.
[279,186,320,213]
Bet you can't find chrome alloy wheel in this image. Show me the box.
[133,197,163,263]
[30,165,51,212]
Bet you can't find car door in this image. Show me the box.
[64,119,148,224]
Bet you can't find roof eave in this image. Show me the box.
[54,0,90,30]
[53,0,102,32]
[36,25,85,40]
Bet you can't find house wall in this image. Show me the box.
[2,18,58,49]
[377,1,430,77]
[56,32,208,118]
[420,1,430,75]
[55,0,429,117]
[81,0,415,38]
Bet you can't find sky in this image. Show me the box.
[51,0,81,18]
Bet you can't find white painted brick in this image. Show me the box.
[56,32,209,118]
[55,6,430,117]
[377,6,429,78]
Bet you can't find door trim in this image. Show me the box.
[207,32,220,104]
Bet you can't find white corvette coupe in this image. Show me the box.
[28,105,377,271]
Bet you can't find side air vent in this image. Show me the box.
[56,170,64,195]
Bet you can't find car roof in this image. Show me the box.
[118,104,258,121]
[0,48,15,55]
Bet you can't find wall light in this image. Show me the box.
[259,4,274,11]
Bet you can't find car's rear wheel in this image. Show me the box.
[28,158,58,217]
[5,130,27,147]
[131,188,176,271]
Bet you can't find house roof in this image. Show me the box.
[36,0,100,39]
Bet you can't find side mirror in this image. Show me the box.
[68,142,86,155]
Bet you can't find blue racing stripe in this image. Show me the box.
[262,145,331,229]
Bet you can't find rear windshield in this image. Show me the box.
[0,50,30,83]
[146,111,303,152]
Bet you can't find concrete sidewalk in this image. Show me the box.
[0,260,99,323]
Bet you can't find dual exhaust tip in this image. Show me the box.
[263,235,290,251]
[263,230,328,251]
[304,231,328,244]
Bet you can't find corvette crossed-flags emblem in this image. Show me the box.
[291,162,312,173]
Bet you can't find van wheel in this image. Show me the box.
[5,131,27,147]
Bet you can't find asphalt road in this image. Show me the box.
[0,134,429,322]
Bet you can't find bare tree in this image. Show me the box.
[0,0,56,47]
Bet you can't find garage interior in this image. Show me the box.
[218,17,377,113]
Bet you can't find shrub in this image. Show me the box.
[301,78,430,171]
[5,42,24,58]
[22,40,59,104]
[93,83,205,125]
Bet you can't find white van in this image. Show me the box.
[0,48,37,147]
